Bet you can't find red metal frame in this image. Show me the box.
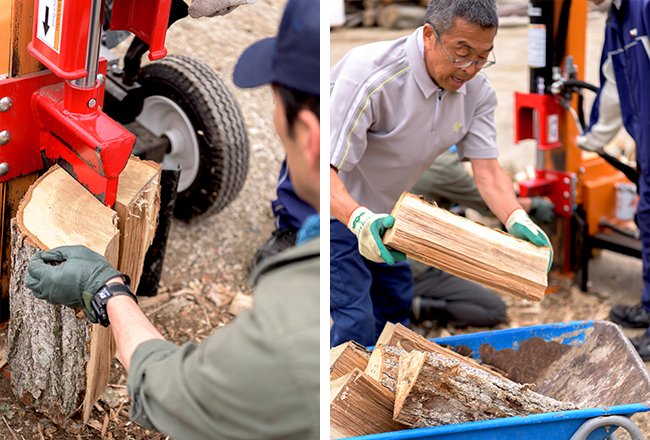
[518,169,575,218]
[110,0,172,61]
[514,92,562,150]
[0,59,134,207]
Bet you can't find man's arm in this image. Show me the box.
[470,158,521,224]
[330,165,360,224]
[330,165,405,265]
[104,277,165,372]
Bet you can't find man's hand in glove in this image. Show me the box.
[25,246,125,322]
[348,206,406,265]
[506,208,553,272]
[529,196,555,224]
[189,0,257,18]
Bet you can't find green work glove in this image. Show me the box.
[25,246,124,322]
[506,208,553,272]
[529,196,555,224]
[347,206,406,265]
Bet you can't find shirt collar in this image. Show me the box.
[410,27,467,98]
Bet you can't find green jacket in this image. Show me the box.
[127,237,320,440]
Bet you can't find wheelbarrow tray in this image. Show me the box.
[347,320,650,440]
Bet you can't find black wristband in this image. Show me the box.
[91,282,137,327]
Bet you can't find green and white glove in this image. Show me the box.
[347,206,406,265]
[506,208,553,272]
[25,246,125,322]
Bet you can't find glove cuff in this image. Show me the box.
[505,208,528,231]
[347,206,371,235]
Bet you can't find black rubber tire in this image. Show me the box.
[137,54,249,220]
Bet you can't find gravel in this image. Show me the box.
[111,0,288,295]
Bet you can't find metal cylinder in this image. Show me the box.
[70,0,104,88]
[615,182,637,220]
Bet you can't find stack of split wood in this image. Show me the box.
[8,157,161,428]
[330,323,578,439]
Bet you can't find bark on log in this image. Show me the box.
[383,192,550,301]
[330,340,371,381]
[376,4,426,29]
[364,344,406,393]
[330,369,408,439]
[376,322,504,379]
[394,350,578,428]
[8,159,160,427]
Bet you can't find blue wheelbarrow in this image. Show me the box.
[347,320,650,440]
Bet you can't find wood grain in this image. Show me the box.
[383,192,550,301]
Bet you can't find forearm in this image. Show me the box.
[330,166,360,224]
[105,278,165,372]
[471,159,522,224]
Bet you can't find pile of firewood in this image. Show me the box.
[330,323,578,439]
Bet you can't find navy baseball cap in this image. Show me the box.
[232,0,320,96]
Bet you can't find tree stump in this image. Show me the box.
[7,158,160,427]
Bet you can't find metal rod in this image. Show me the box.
[70,0,104,88]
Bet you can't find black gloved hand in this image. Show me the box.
[529,196,555,224]
[25,246,125,322]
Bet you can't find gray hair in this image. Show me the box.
[425,0,499,36]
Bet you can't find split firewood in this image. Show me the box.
[394,350,578,428]
[364,344,406,393]
[8,158,161,427]
[330,341,371,381]
[383,192,550,301]
[376,322,505,380]
[330,368,408,439]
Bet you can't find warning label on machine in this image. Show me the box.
[36,0,63,53]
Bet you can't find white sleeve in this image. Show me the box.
[577,57,623,152]
[456,73,499,161]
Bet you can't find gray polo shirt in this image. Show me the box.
[330,27,499,214]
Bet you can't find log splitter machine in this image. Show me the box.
[514,0,642,291]
[0,0,176,321]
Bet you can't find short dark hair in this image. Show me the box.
[273,83,320,137]
[425,0,499,36]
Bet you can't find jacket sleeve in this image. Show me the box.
[127,245,320,440]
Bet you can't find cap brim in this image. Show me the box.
[232,37,277,89]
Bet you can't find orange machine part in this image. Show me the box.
[579,157,630,237]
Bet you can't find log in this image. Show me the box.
[82,157,160,423]
[394,350,578,428]
[377,4,426,29]
[330,340,371,381]
[364,344,406,393]
[8,159,160,427]
[330,369,407,439]
[383,192,550,301]
[376,322,505,379]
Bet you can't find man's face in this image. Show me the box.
[423,19,496,91]
[273,88,320,212]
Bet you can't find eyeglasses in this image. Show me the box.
[428,22,496,70]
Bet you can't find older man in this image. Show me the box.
[330,0,552,347]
